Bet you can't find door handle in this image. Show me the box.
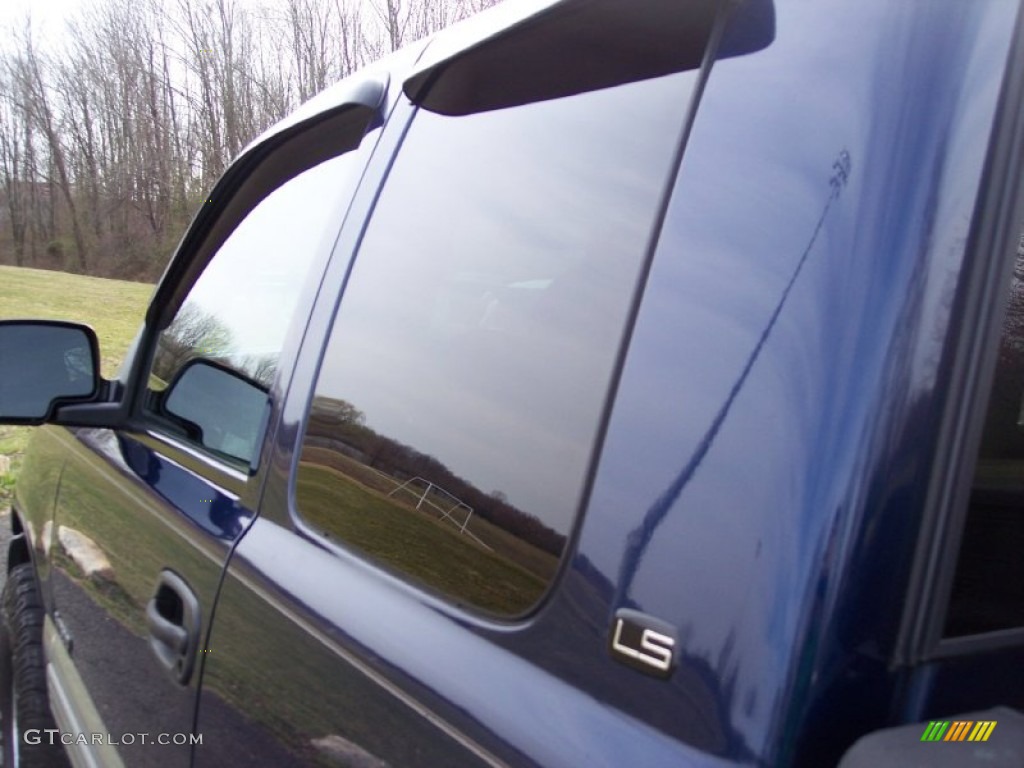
[146,570,201,685]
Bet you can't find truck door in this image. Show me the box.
[44,92,382,767]
[187,0,781,764]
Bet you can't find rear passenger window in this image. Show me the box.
[294,72,691,616]
[945,252,1024,636]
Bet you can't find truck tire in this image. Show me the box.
[0,563,70,767]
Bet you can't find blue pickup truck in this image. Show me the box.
[0,0,1022,765]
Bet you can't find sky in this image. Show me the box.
[0,0,395,50]
[0,0,85,44]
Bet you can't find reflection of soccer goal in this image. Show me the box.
[387,477,492,551]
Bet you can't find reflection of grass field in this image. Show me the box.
[0,266,152,505]
[205,562,460,767]
[974,459,1024,485]
[34,425,432,766]
[28,430,329,763]
[297,461,547,615]
[50,545,145,634]
[31,428,220,637]
[301,446,560,584]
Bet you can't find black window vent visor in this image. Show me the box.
[403,0,775,117]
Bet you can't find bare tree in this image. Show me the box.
[0,0,500,279]
[0,63,28,265]
[287,0,333,101]
[372,0,410,52]
[9,21,88,270]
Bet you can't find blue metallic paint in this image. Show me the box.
[576,0,1019,764]
[203,49,728,768]
[197,1,1023,766]
[31,426,238,766]
[6,1,1022,766]
[119,435,251,541]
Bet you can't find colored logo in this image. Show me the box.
[921,721,996,742]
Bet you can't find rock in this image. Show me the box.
[57,526,114,580]
[310,735,388,768]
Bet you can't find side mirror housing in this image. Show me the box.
[0,320,101,424]
[160,359,270,466]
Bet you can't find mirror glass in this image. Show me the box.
[163,359,269,465]
[0,321,98,421]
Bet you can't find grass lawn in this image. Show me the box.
[0,266,153,505]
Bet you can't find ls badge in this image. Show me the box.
[609,608,678,679]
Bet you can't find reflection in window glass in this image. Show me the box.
[147,150,359,462]
[946,255,1024,636]
[295,72,691,615]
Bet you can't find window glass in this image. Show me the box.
[146,150,360,465]
[295,72,691,616]
[945,253,1024,636]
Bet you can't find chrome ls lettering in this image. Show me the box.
[608,609,677,679]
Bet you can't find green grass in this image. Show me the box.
[0,266,153,506]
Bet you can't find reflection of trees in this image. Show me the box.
[309,397,365,429]
[304,396,565,556]
[153,303,234,382]
[241,353,279,388]
[153,302,279,387]
[614,149,854,610]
